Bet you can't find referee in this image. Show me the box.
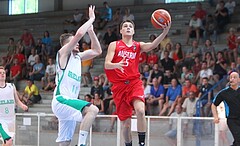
[211,71,240,146]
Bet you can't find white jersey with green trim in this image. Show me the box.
[54,52,82,99]
[0,83,15,119]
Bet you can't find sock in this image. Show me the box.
[78,130,88,146]
[138,132,145,146]
[125,141,132,146]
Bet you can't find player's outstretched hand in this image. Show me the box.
[89,5,95,20]
[117,57,127,73]
[21,104,28,111]
[162,21,171,34]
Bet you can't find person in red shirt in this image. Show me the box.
[10,58,22,89]
[138,52,147,73]
[21,29,35,57]
[195,2,207,22]
[104,20,171,146]
[147,50,158,68]
[227,27,237,63]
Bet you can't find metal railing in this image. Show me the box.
[11,113,233,146]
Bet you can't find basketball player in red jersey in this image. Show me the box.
[104,20,171,146]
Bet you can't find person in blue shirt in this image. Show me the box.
[160,78,182,116]
[146,77,165,115]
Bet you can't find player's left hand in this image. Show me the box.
[21,104,28,111]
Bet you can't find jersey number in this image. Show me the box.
[125,59,129,67]
[72,85,78,94]
[5,107,9,114]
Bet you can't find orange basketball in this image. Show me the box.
[151,9,171,29]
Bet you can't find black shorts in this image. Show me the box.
[227,118,240,146]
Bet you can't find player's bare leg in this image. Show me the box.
[122,118,132,146]
[133,99,146,146]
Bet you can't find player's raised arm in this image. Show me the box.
[104,42,127,72]
[80,25,102,61]
[140,22,171,53]
[59,5,95,58]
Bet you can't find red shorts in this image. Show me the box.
[111,79,144,121]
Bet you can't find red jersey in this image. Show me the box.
[139,52,147,64]
[105,40,141,83]
[228,35,237,50]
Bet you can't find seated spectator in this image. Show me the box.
[138,52,147,73]
[184,40,201,68]
[213,51,227,84]
[159,35,173,53]
[103,26,118,49]
[65,9,83,26]
[160,43,173,60]
[172,42,185,73]
[180,66,194,84]
[202,39,216,61]
[194,61,213,85]
[182,91,198,117]
[160,50,176,73]
[93,92,104,114]
[198,77,213,117]
[21,79,42,105]
[191,56,202,77]
[90,76,104,99]
[21,29,35,57]
[42,31,53,59]
[81,42,93,87]
[147,50,158,68]
[16,39,25,55]
[142,64,151,79]
[182,79,198,101]
[186,14,203,44]
[103,82,113,114]
[147,63,164,85]
[159,78,182,116]
[27,48,39,73]
[203,15,217,43]
[98,73,109,91]
[110,8,122,33]
[84,94,93,103]
[43,78,56,91]
[204,52,215,70]
[122,7,134,21]
[146,77,165,115]
[224,0,236,16]
[215,0,229,33]
[41,58,56,89]
[35,38,42,55]
[164,105,187,146]
[163,70,175,89]
[96,1,112,29]
[9,58,22,89]
[194,2,207,24]
[227,27,237,63]
[14,46,26,78]
[29,56,45,81]
[6,38,16,58]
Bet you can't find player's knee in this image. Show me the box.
[135,107,145,117]
[89,105,99,116]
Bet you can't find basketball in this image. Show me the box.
[151,9,171,29]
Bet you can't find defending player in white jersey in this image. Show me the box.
[51,5,102,146]
[0,66,28,146]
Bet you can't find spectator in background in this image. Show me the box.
[35,38,42,55]
[186,14,203,44]
[160,78,182,116]
[203,14,217,43]
[65,9,83,26]
[6,38,16,58]
[29,56,45,82]
[213,51,227,84]
[138,52,147,73]
[172,42,185,73]
[81,42,93,87]
[146,77,165,115]
[122,7,135,21]
[103,26,118,48]
[27,48,39,70]
[97,1,112,29]
[198,77,213,117]
[182,91,198,117]
[142,64,151,80]
[224,0,236,16]
[90,76,104,99]
[93,92,104,114]
[204,52,215,70]
[191,56,202,77]
[159,35,173,52]
[227,27,237,63]
[16,39,25,55]
[103,82,113,114]
[182,79,198,101]
[160,50,176,73]
[42,31,53,59]
[163,70,175,89]
[43,78,56,91]
[21,29,35,57]
[147,50,158,68]
[14,46,26,78]
[111,8,122,35]
[180,66,194,84]
[147,63,164,85]
[41,58,56,90]
[98,73,109,91]
[9,58,21,89]
[184,40,201,69]
[194,2,207,24]
[21,79,41,105]
[160,43,173,60]
[215,0,229,33]
[194,61,213,85]
[202,39,216,61]
[84,94,93,103]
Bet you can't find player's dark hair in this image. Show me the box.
[120,20,135,29]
